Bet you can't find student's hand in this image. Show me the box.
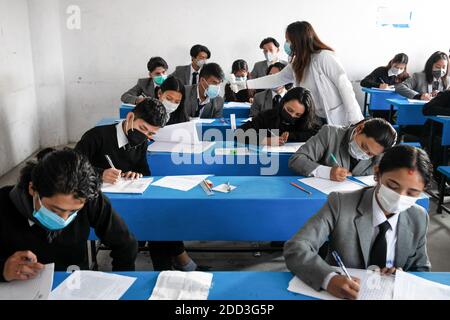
[379,83,389,89]
[249,98,254,104]
[121,171,143,180]
[3,251,44,282]
[431,90,439,98]
[280,132,289,143]
[135,96,145,104]
[380,267,402,275]
[102,168,122,184]
[420,93,432,101]
[327,275,361,300]
[262,137,285,146]
[330,167,351,182]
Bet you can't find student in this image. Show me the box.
[0,148,138,282]
[171,44,211,86]
[156,75,189,125]
[238,87,321,145]
[361,53,410,89]
[250,62,288,117]
[224,59,255,103]
[395,51,450,101]
[288,118,397,180]
[121,56,169,104]
[250,37,287,79]
[184,62,225,119]
[230,21,364,126]
[284,145,432,299]
[75,99,199,271]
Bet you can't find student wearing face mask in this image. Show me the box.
[250,62,292,117]
[238,87,321,145]
[284,145,432,300]
[361,53,410,90]
[250,37,288,79]
[184,62,225,119]
[121,56,169,104]
[0,148,138,282]
[171,44,211,86]
[224,60,255,103]
[156,76,189,125]
[396,51,450,101]
[289,118,397,181]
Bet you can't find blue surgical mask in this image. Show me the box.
[284,41,292,56]
[205,84,221,99]
[32,195,78,231]
[235,76,247,82]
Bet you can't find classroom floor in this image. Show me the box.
[1,145,449,272]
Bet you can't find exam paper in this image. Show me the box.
[299,176,374,195]
[148,141,214,154]
[153,121,201,144]
[0,263,54,300]
[191,118,215,124]
[151,175,212,191]
[212,183,237,193]
[288,268,394,300]
[372,86,395,91]
[101,177,153,194]
[215,147,249,156]
[49,271,136,300]
[262,142,305,153]
[223,102,251,108]
[407,99,427,104]
[393,270,450,300]
[149,271,213,300]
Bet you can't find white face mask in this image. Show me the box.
[264,52,277,62]
[196,59,207,68]
[377,184,418,214]
[348,131,373,160]
[162,99,179,114]
[389,67,403,76]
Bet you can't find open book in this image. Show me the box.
[148,121,214,154]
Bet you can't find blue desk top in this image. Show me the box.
[386,98,427,106]
[96,118,249,128]
[438,166,450,177]
[52,271,450,300]
[361,87,398,94]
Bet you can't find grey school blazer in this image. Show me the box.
[284,187,431,291]
[121,78,155,104]
[288,125,380,176]
[395,72,450,99]
[250,89,273,117]
[250,59,288,79]
[184,84,224,119]
[171,65,192,86]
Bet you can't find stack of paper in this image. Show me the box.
[0,263,54,300]
[394,270,450,300]
[299,176,376,195]
[49,271,136,300]
[151,175,212,191]
[148,121,214,154]
[262,142,305,153]
[101,177,153,194]
[149,271,213,300]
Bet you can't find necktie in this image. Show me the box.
[192,72,198,85]
[432,80,439,91]
[369,220,391,268]
[272,94,281,109]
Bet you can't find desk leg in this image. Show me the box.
[437,175,446,214]
[89,240,98,271]
[363,93,368,117]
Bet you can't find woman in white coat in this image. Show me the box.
[231,21,363,126]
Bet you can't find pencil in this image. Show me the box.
[290,182,312,195]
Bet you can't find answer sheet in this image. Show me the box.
[261,142,305,153]
[149,271,213,300]
[151,175,212,191]
[298,176,375,195]
[393,270,450,300]
[101,177,153,194]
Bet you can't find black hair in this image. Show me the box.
[259,37,280,49]
[386,53,410,83]
[133,98,168,127]
[199,63,225,81]
[378,145,433,187]
[231,59,249,74]
[266,62,287,75]
[158,76,188,122]
[19,148,101,200]
[147,56,168,73]
[190,44,211,59]
[280,87,319,130]
[424,51,449,86]
[357,118,397,149]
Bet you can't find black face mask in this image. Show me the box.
[281,108,297,125]
[127,128,148,148]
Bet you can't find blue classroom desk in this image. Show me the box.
[52,271,450,300]
[101,175,429,241]
[361,87,403,116]
[147,141,294,176]
[120,103,251,120]
[427,116,450,166]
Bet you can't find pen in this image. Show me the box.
[290,182,312,195]
[226,181,232,192]
[329,153,340,167]
[105,155,116,169]
[268,129,276,137]
[332,251,352,280]
[379,77,385,84]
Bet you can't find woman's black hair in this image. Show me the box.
[378,145,433,187]
[357,118,397,149]
[279,87,320,130]
[157,75,189,124]
[424,51,449,86]
[231,59,249,74]
[387,53,410,82]
[18,148,101,200]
